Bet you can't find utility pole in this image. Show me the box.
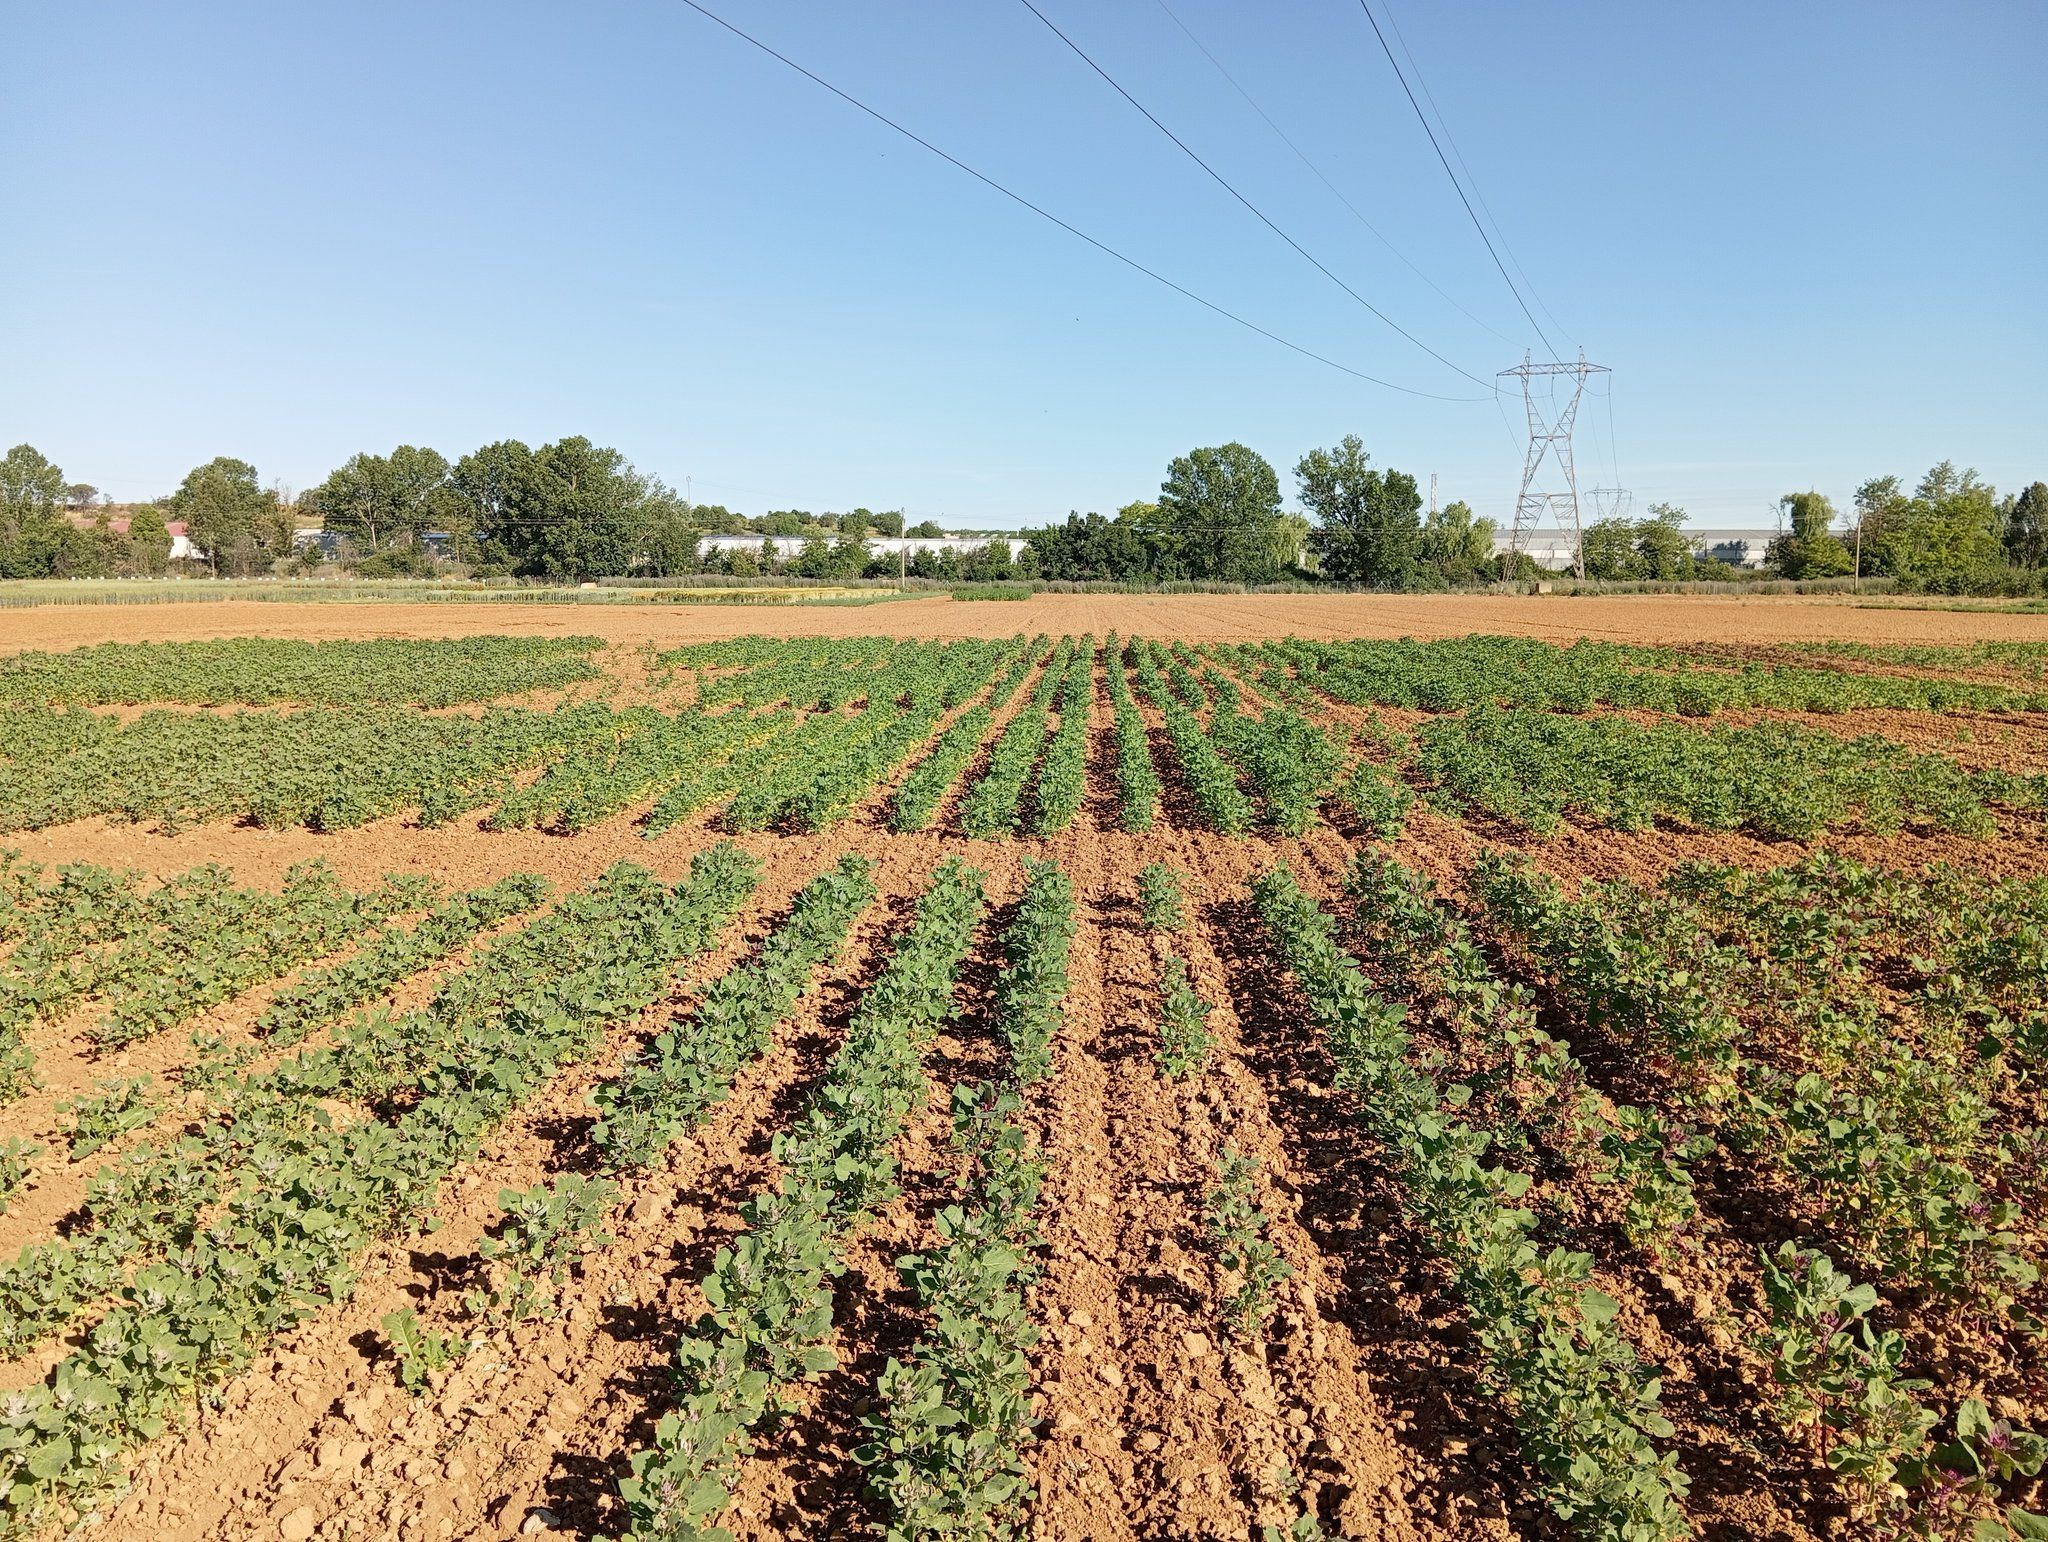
[1429,473,1437,519]
[1501,352,1608,580]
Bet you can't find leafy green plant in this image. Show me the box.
[468,1174,618,1327]
[1155,949,1212,1081]
[0,1139,39,1215]
[1205,1147,1291,1345]
[59,1077,159,1159]
[380,1306,466,1395]
[1139,863,1184,932]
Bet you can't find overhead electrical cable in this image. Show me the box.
[1353,0,1559,359]
[1014,0,1495,392]
[1148,0,1518,349]
[1376,0,1576,350]
[671,0,1489,402]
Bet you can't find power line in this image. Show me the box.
[671,0,1488,403]
[1376,0,1575,349]
[1149,0,1519,349]
[1015,0,1495,392]
[1353,0,1559,358]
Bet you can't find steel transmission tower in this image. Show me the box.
[1500,353,1609,578]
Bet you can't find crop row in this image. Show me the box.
[1471,857,2035,1316]
[1413,705,2041,840]
[891,640,1048,832]
[861,859,1072,1536]
[255,873,552,1045]
[1237,634,2048,715]
[958,640,1074,837]
[1205,666,1345,834]
[1341,846,2048,1534]
[489,707,782,834]
[0,846,760,1530]
[1129,641,1253,834]
[1103,634,1159,832]
[620,858,987,1540]
[1025,639,1096,836]
[591,853,877,1171]
[1253,864,1691,1540]
[0,635,604,708]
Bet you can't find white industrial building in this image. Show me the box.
[695,533,1030,562]
[1489,527,1777,570]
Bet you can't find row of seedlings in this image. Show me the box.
[860,857,1075,1534]
[892,640,1049,833]
[959,640,1076,838]
[1126,641,1253,835]
[1103,634,1160,832]
[1252,865,1692,1541]
[0,845,761,1529]
[618,858,988,1538]
[1026,639,1098,836]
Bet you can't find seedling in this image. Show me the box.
[1139,863,1184,932]
[381,1306,466,1395]
[1204,1147,1291,1346]
[1155,949,1212,1080]
[468,1173,618,1326]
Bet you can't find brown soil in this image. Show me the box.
[7,592,2048,654]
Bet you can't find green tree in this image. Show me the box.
[1768,491,1852,578]
[1634,503,1696,580]
[906,518,945,539]
[1859,463,2005,589]
[170,456,284,576]
[1160,442,1283,582]
[487,436,661,579]
[1414,499,1496,585]
[310,444,452,551]
[126,504,171,577]
[0,444,71,578]
[450,440,532,564]
[1294,435,1420,586]
[1579,517,1639,580]
[2006,481,2048,569]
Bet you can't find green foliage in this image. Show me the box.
[1255,865,1690,1539]
[1212,695,1344,833]
[892,641,1042,831]
[993,860,1075,1084]
[1129,642,1253,833]
[1204,1147,1290,1344]
[863,1083,1045,1541]
[593,854,875,1171]
[59,1078,159,1159]
[0,635,601,708]
[380,1306,466,1396]
[0,849,755,1530]
[1138,862,1183,931]
[468,1174,618,1327]
[619,860,986,1541]
[1025,640,1094,835]
[1154,949,1212,1080]
[169,454,289,575]
[1296,434,1421,586]
[1339,760,1413,839]
[1414,705,2036,840]
[1158,442,1287,583]
[0,1139,39,1215]
[959,641,1072,837]
[1105,636,1160,831]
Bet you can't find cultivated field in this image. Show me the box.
[0,595,2045,1542]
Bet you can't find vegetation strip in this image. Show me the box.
[618,858,987,1540]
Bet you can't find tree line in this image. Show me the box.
[3,435,2042,593]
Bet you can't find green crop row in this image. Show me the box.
[0,846,758,1531]
[254,873,552,1045]
[1253,865,1690,1541]
[1026,639,1095,836]
[619,858,986,1541]
[0,635,603,708]
[891,639,1047,832]
[1103,634,1159,832]
[862,862,1071,1537]
[592,853,876,1171]
[1129,642,1252,834]
[958,641,1074,838]
[1413,705,2041,840]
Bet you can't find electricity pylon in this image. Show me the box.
[1501,352,1608,578]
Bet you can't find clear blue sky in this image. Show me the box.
[5,0,2043,529]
